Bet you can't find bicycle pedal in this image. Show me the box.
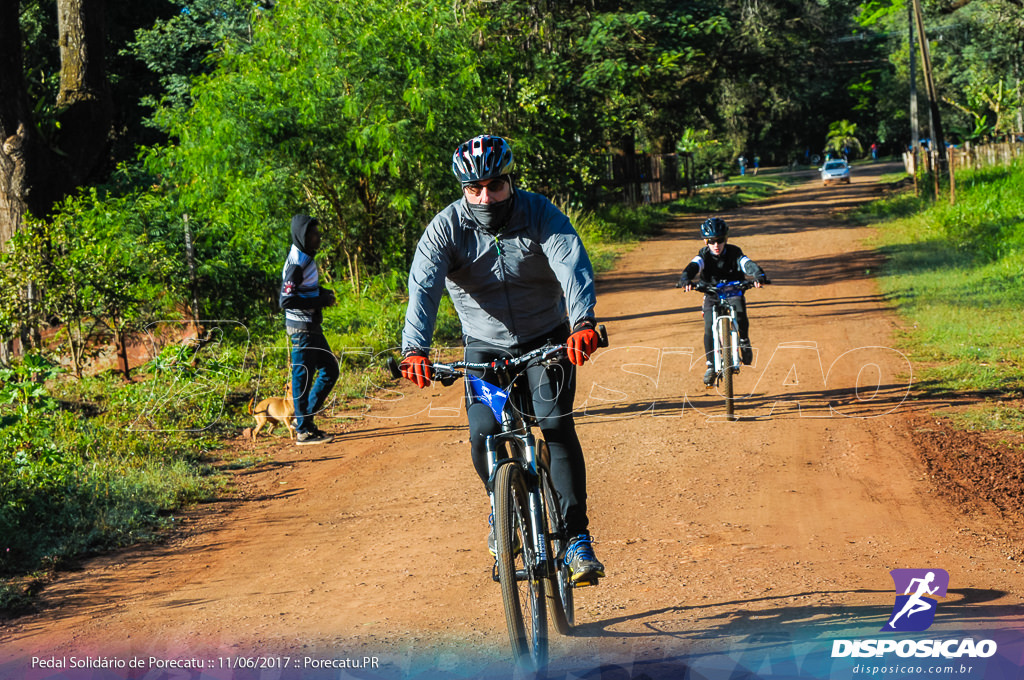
[572,577,600,588]
[491,561,500,583]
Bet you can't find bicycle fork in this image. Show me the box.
[486,432,550,581]
[713,312,740,377]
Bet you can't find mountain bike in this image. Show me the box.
[677,279,768,420]
[387,327,608,672]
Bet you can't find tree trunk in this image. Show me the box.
[56,0,112,186]
[0,0,32,247]
[0,0,112,248]
[115,325,131,381]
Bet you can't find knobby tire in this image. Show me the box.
[494,461,548,671]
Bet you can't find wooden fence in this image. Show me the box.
[903,135,1023,175]
[902,134,1023,203]
[593,152,696,205]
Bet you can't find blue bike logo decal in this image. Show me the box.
[467,374,510,423]
[882,568,949,632]
[716,281,745,299]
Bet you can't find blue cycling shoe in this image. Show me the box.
[564,534,605,585]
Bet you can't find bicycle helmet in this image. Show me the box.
[700,217,728,240]
[451,135,515,184]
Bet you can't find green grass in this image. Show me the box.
[561,202,669,272]
[1,363,223,610]
[945,399,1024,434]
[860,159,1024,399]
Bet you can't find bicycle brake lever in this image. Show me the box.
[386,356,402,379]
[539,345,565,364]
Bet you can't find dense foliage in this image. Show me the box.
[5,0,1022,345]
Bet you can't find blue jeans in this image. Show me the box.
[289,331,339,433]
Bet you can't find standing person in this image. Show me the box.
[753,155,760,175]
[738,155,747,176]
[399,134,606,585]
[280,214,339,445]
[676,217,768,386]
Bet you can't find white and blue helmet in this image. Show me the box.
[451,134,515,184]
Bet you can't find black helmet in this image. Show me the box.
[451,134,515,184]
[700,217,728,239]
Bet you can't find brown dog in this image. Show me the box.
[248,383,296,441]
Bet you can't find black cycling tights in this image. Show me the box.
[464,338,590,537]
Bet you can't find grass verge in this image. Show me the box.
[857,159,1024,427]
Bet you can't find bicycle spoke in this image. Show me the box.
[494,463,547,671]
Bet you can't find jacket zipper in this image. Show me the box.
[494,234,519,338]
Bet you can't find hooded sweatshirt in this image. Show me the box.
[280,215,330,333]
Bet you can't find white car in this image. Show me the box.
[820,159,851,185]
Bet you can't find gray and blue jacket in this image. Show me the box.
[402,190,597,353]
[280,215,330,334]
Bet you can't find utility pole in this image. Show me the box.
[911,0,946,170]
[908,0,919,193]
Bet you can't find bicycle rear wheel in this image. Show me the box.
[494,461,547,671]
[539,449,574,635]
[719,316,736,420]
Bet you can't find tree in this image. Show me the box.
[146,0,484,291]
[0,188,180,378]
[0,0,115,246]
[467,0,735,202]
[826,119,864,158]
[0,0,194,248]
[131,0,269,121]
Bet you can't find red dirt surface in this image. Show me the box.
[3,162,1023,679]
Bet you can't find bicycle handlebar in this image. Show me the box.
[675,278,771,293]
[386,324,609,384]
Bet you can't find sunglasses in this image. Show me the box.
[706,238,726,245]
[463,176,510,196]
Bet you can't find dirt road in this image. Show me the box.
[3,162,1023,679]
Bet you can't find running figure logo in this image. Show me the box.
[882,569,949,632]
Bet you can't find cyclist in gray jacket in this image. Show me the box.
[399,134,605,585]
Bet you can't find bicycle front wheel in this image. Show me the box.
[494,461,548,671]
[539,451,574,635]
[719,316,736,420]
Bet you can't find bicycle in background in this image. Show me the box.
[678,279,768,420]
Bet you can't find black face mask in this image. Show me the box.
[466,193,515,233]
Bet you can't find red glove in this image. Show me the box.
[399,354,433,388]
[567,325,600,366]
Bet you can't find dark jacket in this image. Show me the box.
[679,243,765,292]
[280,215,332,333]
